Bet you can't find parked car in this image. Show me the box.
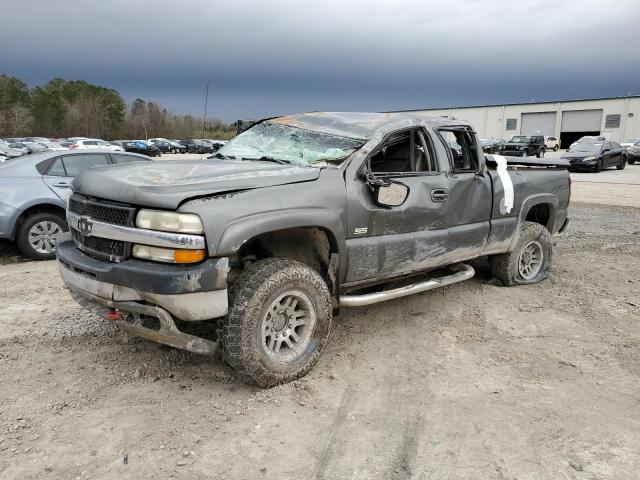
[36,141,67,152]
[69,139,124,152]
[8,142,38,154]
[0,153,8,163]
[561,140,627,172]
[480,138,505,154]
[180,139,214,154]
[544,136,559,151]
[23,137,51,143]
[500,135,546,158]
[623,141,640,165]
[115,140,161,157]
[621,138,640,150]
[149,139,186,154]
[569,135,606,150]
[205,139,227,151]
[0,150,153,260]
[57,111,570,387]
[0,141,26,158]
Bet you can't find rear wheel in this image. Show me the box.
[536,148,545,158]
[490,221,552,286]
[16,212,68,260]
[553,145,559,151]
[220,258,333,387]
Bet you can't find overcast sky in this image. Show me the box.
[2,0,640,121]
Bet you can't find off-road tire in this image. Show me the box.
[617,158,626,170]
[536,148,545,158]
[220,258,333,387]
[16,212,68,260]
[489,221,553,286]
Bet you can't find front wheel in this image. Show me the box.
[617,157,626,170]
[16,212,68,260]
[220,258,333,387]
[594,159,603,172]
[489,221,553,286]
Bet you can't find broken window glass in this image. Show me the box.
[217,122,365,166]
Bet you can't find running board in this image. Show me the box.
[338,263,475,307]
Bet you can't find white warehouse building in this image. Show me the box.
[411,95,640,148]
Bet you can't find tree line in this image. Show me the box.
[0,75,236,140]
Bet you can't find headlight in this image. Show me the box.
[132,244,205,264]
[136,209,203,234]
[518,146,525,150]
[582,156,596,161]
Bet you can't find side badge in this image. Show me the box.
[354,227,368,235]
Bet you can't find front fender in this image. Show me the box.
[216,207,346,259]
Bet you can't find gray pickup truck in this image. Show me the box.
[56,112,570,386]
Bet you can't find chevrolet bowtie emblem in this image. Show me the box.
[77,216,93,236]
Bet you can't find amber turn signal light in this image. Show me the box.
[173,249,206,263]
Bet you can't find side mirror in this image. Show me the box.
[375,181,409,207]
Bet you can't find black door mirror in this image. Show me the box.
[375,181,409,207]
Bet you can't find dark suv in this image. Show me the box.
[500,135,546,158]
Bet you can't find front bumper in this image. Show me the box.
[56,233,229,321]
[0,202,19,239]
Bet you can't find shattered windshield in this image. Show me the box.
[217,122,365,166]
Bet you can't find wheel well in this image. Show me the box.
[13,204,66,239]
[235,227,339,294]
[525,203,553,232]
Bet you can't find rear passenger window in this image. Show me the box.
[46,158,66,176]
[438,129,479,172]
[61,154,110,176]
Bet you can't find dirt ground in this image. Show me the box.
[1,201,639,480]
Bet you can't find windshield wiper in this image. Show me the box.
[213,152,236,159]
[243,156,291,165]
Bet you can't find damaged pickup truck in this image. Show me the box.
[57,112,570,386]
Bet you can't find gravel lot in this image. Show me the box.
[1,199,639,480]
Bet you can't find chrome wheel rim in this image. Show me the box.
[261,290,316,362]
[518,240,543,280]
[28,221,62,254]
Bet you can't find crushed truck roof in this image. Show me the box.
[269,112,470,140]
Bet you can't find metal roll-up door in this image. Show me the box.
[521,112,557,135]
[561,110,603,132]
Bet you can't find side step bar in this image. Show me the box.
[339,263,475,307]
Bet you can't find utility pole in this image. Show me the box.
[201,77,211,160]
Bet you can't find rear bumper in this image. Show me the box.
[56,233,229,321]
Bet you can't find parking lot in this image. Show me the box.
[0,151,639,478]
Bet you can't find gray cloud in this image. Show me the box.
[2,0,639,121]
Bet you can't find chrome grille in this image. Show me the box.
[69,194,135,262]
[69,194,134,226]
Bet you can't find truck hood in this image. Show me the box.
[72,159,321,209]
